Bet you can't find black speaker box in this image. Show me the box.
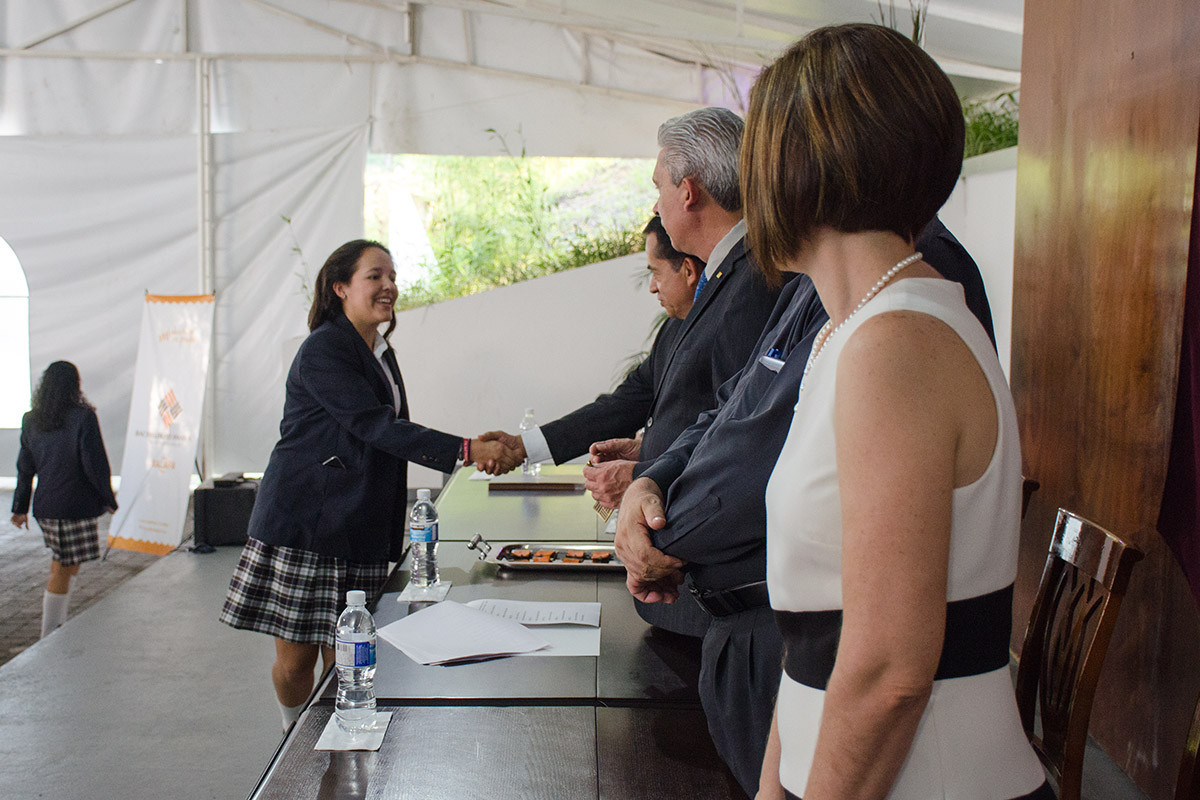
[193,474,259,547]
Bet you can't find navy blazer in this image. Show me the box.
[539,234,782,466]
[13,405,117,520]
[643,219,996,589]
[250,314,461,563]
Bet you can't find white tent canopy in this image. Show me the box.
[0,0,1023,476]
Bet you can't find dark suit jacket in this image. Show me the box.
[13,405,117,520]
[250,314,461,564]
[643,218,996,589]
[539,234,781,466]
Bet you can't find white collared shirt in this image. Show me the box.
[372,334,403,416]
[703,218,746,281]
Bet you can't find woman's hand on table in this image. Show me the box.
[614,477,686,603]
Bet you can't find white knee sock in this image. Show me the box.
[41,589,70,639]
[279,700,306,731]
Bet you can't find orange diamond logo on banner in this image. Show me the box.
[158,389,183,428]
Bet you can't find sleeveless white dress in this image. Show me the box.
[764,278,1046,799]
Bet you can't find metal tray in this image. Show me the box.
[486,542,623,571]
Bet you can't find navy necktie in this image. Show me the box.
[693,271,709,303]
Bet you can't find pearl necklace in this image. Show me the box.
[801,251,923,389]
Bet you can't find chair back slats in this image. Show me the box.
[1015,508,1144,800]
[1051,512,1139,593]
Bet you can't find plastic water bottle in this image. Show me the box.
[334,590,376,732]
[409,488,439,587]
[518,407,539,476]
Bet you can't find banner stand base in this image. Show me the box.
[106,536,178,556]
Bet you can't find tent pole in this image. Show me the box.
[197,56,216,481]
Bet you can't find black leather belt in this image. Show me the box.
[689,579,770,617]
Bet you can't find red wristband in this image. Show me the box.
[463,437,471,464]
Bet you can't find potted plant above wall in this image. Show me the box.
[963,92,1020,158]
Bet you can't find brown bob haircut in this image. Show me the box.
[741,24,964,282]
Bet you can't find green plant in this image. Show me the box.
[281,214,313,304]
[368,147,653,311]
[876,0,930,46]
[963,92,1019,158]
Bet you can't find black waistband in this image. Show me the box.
[689,579,770,617]
[775,584,1014,690]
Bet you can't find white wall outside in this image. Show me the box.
[939,146,1018,377]
[389,251,661,488]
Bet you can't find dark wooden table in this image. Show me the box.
[247,466,745,800]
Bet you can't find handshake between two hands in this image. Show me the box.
[468,431,526,475]
[468,431,642,511]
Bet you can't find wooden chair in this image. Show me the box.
[1014,508,1144,800]
[1177,693,1200,800]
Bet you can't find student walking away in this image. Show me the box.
[11,361,118,639]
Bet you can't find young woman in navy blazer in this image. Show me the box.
[220,240,518,729]
[11,360,118,639]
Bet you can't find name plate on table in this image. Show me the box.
[488,473,586,493]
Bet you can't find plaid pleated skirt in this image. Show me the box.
[37,517,101,566]
[219,538,389,647]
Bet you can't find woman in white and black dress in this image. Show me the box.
[11,361,118,639]
[219,240,518,731]
[743,25,1052,800]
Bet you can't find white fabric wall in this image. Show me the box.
[0,134,200,473]
[1,2,728,477]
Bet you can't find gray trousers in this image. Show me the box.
[698,605,783,798]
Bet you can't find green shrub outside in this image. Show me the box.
[366,146,654,311]
[963,91,1019,159]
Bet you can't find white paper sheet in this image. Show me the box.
[395,581,452,602]
[511,624,601,657]
[314,711,393,751]
[376,600,548,665]
[465,599,601,626]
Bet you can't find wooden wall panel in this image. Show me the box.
[1012,1,1200,797]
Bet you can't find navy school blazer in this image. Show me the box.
[13,405,117,520]
[249,314,461,563]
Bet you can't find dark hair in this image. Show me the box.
[30,361,91,432]
[308,239,395,339]
[741,24,964,281]
[642,216,704,272]
[657,107,745,212]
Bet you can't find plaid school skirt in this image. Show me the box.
[219,538,390,647]
[38,517,101,566]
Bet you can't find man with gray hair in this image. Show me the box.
[581,106,784,636]
[583,107,775,512]
[483,107,781,638]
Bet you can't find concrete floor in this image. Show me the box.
[0,490,1152,800]
[0,493,157,667]
[0,488,285,800]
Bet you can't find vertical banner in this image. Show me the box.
[109,294,215,555]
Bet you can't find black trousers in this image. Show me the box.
[699,604,784,797]
[633,589,711,638]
